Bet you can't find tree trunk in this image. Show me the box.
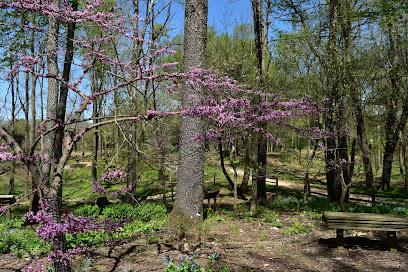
[401,136,408,191]
[43,7,69,271]
[336,96,350,189]
[30,28,38,206]
[325,0,342,202]
[218,141,234,190]
[24,48,30,197]
[91,73,99,183]
[251,0,267,204]
[304,141,317,203]
[398,141,405,176]
[355,99,374,188]
[380,18,408,190]
[349,138,356,181]
[230,144,238,213]
[239,135,251,195]
[127,0,141,203]
[9,63,16,195]
[174,0,208,221]
[55,1,77,163]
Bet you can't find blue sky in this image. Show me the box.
[168,0,253,36]
[1,0,289,121]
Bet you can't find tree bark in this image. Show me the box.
[127,0,141,203]
[9,62,16,195]
[349,138,356,181]
[174,0,208,221]
[43,6,69,271]
[91,72,99,183]
[30,27,39,209]
[218,141,234,190]
[239,135,251,195]
[401,135,408,191]
[354,99,374,188]
[380,18,408,190]
[325,0,342,202]
[24,39,30,197]
[304,141,318,202]
[251,0,267,204]
[55,0,77,163]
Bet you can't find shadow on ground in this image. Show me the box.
[319,236,408,252]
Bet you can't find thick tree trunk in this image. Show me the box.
[381,97,398,190]
[43,7,69,271]
[55,1,77,162]
[174,0,208,221]
[336,96,350,191]
[325,0,342,202]
[251,0,267,204]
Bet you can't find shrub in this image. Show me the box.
[73,204,100,218]
[306,197,338,212]
[299,211,321,221]
[66,230,109,248]
[0,227,50,256]
[258,208,282,228]
[112,219,164,240]
[102,203,166,222]
[283,218,311,236]
[0,218,50,256]
[134,203,167,222]
[102,204,137,220]
[268,195,302,211]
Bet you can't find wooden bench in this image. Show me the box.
[0,195,16,217]
[0,195,16,205]
[323,212,408,249]
[204,190,220,210]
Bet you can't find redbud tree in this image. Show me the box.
[0,0,324,271]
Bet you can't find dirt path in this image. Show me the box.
[226,167,408,205]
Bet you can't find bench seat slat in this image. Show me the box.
[327,224,408,232]
[326,219,408,226]
[0,195,15,199]
[323,212,408,223]
[327,222,408,228]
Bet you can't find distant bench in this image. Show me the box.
[323,212,408,249]
[0,195,16,217]
[204,189,220,210]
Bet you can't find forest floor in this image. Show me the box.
[1,152,408,271]
[1,195,408,272]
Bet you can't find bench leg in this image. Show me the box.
[336,229,344,247]
[386,231,397,251]
[213,197,217,211]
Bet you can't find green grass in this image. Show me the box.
[351,185,408,199]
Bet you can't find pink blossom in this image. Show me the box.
[101,170,126,182]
